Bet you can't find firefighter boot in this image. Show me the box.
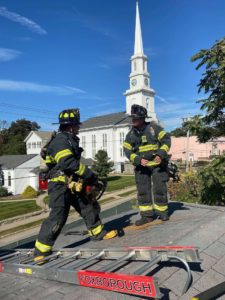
[33,247,52,262]
[135,216,154,226]
[91,229,117,241]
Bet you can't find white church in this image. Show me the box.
[25,1,158,173]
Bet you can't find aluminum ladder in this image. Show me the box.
[0,246,201,299]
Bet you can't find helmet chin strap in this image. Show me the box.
[66,126,75,137]
[69,127,73,134]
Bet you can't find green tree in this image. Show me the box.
[92,150,114,178]
[9,119,40,136]
[188,37,225,142]
[0,119,40,155]
[170,126,188,137]
[174,38,225,207]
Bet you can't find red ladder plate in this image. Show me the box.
[78,270,158,298]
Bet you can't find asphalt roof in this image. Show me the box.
[1,201,225,299]
[80,111,131,130]
[0,154,37,169]
[24,113,131,142]
[33,131,52,140]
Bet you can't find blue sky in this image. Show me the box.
[0,0,224,131]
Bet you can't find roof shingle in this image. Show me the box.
[80,112,131,130]
[0,155,37,169]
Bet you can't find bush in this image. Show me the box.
[198,155,225,206]
[0,186,10,197]
[168,155,225,206]
[194,161,210,167]
[22,186,38,199]
[168,171,200,203]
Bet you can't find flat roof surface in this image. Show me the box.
[1,201,225,299]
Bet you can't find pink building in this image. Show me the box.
[169,136,225,162]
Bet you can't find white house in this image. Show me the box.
[24,1,158,173]
[0,155,40,195]
[24,131,52,155]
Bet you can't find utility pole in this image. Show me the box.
[182,116,191,172]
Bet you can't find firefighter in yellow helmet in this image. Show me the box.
[123,104,171,225]
[34,109,117,257]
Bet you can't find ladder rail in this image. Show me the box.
[168,255,192,295]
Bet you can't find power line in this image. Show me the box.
[2,175,38,181]
[0,109,55,120]
[0,102,57,115]
[0,102,97,119]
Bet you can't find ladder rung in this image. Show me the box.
[60,250,105,270]
[134,256,162,275]
[0,251,12,257]
[97,251,135,272]
[44,251,81,268]
[0,251,20,261]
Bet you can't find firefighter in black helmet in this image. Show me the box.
[123,104,171,225]
[34,109,117,258]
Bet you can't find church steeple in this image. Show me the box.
[134,0,144,55]
[124,0,157,121]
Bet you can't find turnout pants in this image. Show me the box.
[36,182,102,253]
[135,164,169,218]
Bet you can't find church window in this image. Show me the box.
[28,143,31,149]
[37,142,42,148]
[8,172,11,187]
[133,61,137,71]
[92,135,96,158]
[32,142,36,149]
[102,134,107,152]
[81,136,86,158]
[120,132,125,157]
[0,171,4,186]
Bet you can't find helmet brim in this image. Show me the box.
[129,114,146,119]
[52,121,82,125]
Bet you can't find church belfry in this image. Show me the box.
[124,0,157,121]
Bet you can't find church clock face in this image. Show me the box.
[144,78,148,86]
[131,79,137,86]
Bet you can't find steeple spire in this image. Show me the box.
[134,0,144,55]
[124,0,157,121]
